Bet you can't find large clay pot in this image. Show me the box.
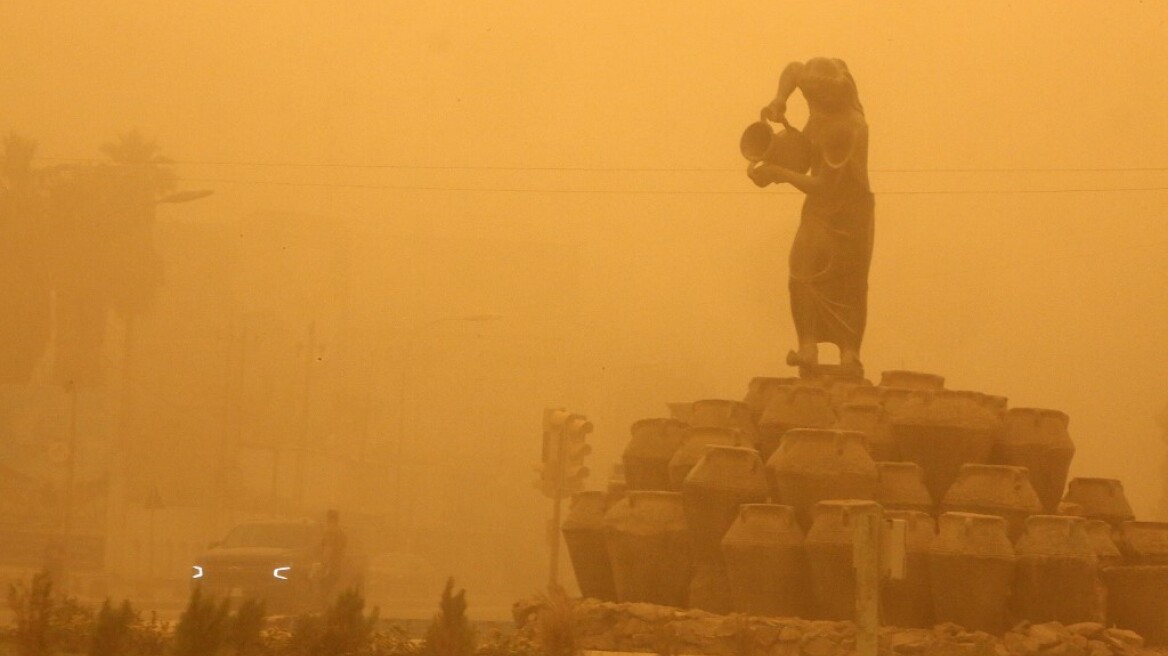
[1013,515,1101,623]
[881,510,935,629]
[804,500,882,620]
[623,418,688,491]
[743,377,800,423]
[889,390,1004,503]
[606,464,628,508]
[721,504,806,617]
[1117,521,1168,565]
[817,376,874,414]
[562,491,617,601]
[603,491,691,607]
[690,399,757,442]
[929,512,1016,634]
[880,370,945,390]
[667,402,694,424]
[681,446,769,613]
[1062,478,1135,527]
[667,426,753,490]
[993,408,1075,513]
[940,464,1043,540]
[835,404,897,461]
[757,386,835,462]
[765,428,878,530]
[1102,566,1168,645]
[1085,519,1123,567]
[875,462,933,513]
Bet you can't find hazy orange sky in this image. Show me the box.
[4,2,1167,516]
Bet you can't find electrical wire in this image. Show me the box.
[176,176,1168,196]
[32,156,1168,175]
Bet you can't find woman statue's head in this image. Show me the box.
[799,57,861,113]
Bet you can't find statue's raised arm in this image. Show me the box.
[744,57,874,377]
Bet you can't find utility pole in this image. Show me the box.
[536,408,592,591]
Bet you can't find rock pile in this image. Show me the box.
[511,598,1156,656]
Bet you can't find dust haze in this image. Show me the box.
[1,1,1166,612]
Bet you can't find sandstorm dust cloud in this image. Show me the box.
[0,1,1165,607]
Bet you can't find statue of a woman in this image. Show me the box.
[748,57,873,374]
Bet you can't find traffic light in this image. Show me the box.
[535,408,592,498]
[536,408,570,497]
[560,414,592,495]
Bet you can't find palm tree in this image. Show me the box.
[99,130,175,319]
[0,133,52,384]
[99,129,177,197]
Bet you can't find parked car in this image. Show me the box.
[191,518,364,612]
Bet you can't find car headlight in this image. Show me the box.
[273,566,291,580]
[192,565,204,579]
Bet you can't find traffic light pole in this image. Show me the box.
[538,408,590,592]
[547,422,566,591]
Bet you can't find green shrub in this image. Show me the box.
[318,588,377,655]
[224,597,266,656]
[6,570,93,656]
[285,587,378,656]
[88,599,135,656]
[419,578,475,656]
[533,586,578,656]
[171,586,230,656]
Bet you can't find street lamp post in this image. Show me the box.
[394,314,502,543]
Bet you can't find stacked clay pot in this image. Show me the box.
[816,376,874,413]
[667,402,694,424]
[881,510,935,628]
[623,418,688,491]
[562,491,617,601]
[606,463,628,507]
[743,376,800,423]
[1062,478,1135,528]
[721,504,806,617]
[1116,521,1168,565]
[1086,519,1122,619]
[887,389,1004,502]
[993,408,1075,512]
[940,464,1043,539]
[929,512,1016,634]
[681,446,769,613]
[1085,519,1123,567]
[1013,515,1101,623]
[689,399,758,444]
[667,426,752,490]
[766,428,877,530]
[804,500,882,620]
[834,403,897,461]
[847,385,916,418]
[874,462,933,513]
[603,491,691,607]
[880,370,946,390]
[756,385,835,462]
[1103,566,1168,645]
[1102,521,1168,644]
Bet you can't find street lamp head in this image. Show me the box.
[156,189,214,204]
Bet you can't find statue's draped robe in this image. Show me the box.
[788,109,874,355]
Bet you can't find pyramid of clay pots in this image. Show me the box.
[559,369,1168,644]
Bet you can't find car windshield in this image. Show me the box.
[219,523,316,549]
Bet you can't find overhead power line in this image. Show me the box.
[32,156,1168,174]
[177,176,1168,195]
